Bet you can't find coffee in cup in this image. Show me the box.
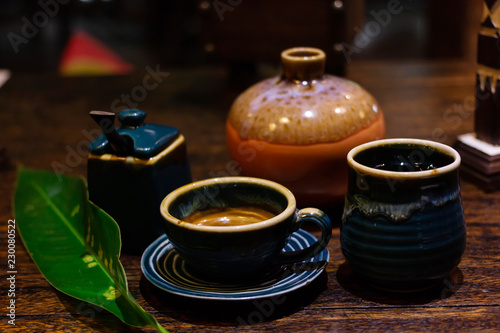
[183,206,276,226]
[160,176,333,280]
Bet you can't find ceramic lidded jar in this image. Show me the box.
[87,109,192,254]
[226,47,385,207]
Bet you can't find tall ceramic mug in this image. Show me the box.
[341,139,466,292]
[161,177,332,281]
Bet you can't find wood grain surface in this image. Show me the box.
[1,60,499,332]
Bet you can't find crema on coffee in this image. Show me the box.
[184,207,276,226]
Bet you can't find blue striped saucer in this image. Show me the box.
[141,229,329,301]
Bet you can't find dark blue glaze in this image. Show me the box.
[162,179,332,281]
[87,109,192,254]
[141,230,329,300]
[341,141,466,292]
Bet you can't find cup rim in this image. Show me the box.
[160,176,296,232]
[347,138,461,179]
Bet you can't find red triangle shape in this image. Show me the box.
[59,30,134,75]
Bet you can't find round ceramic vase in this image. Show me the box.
[341,139,466,292]
[226,47,385,207]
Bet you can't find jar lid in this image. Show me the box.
[89,109,179,158]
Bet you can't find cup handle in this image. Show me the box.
[276,208,332,265]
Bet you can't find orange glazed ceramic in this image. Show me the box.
[226,47,385,207]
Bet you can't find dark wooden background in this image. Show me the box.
[0,59,499,332]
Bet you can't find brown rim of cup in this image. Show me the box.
[160,176,297,233]
[347,138,461,179]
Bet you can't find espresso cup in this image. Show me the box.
[341,138,466,292]
[160,176,332,280]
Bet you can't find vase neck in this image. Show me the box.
[281,47,326,81]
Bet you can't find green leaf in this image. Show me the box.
[14,167,168,333]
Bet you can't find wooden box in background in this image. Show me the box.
[196,0,364,76]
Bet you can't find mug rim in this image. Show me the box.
[347,138,461,179]
[160,176,296,233]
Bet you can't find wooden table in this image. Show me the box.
[1,60,499,332]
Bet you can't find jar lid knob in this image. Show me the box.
[118,109,147,128]
[281,47,326,81]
